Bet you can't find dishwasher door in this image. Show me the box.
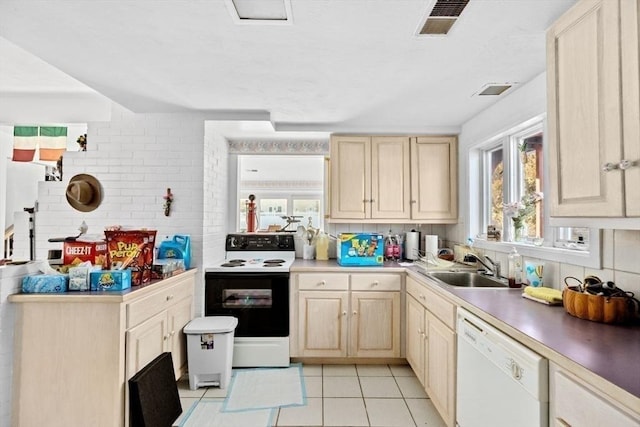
[456,308,548,427]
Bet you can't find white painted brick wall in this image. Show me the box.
[29,103,230,313]
[0,263,42,426]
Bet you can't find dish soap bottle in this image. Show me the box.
[316,231,329,261]
[507,247,523,288]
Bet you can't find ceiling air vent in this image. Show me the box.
[419,0,470,35]
[473,83,518,97]
[225,0,293,25]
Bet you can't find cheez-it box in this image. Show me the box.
[63,240,108,266]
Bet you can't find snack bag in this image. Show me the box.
[105,230,157,286]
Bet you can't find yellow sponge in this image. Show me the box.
[524,286,563,303]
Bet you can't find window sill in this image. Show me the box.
[471,233,601,269]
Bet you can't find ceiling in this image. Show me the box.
[0,0,576,135]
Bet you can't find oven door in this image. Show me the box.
[204,272,289,337]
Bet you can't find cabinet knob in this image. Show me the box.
[163,334,169,341]
[421,332,427,340]
[170,330,175,337]
[602,162,619,172]
[419,294,426,300]
[166,294,174,301]
[342,311,347,316]
[417,328,423,335]
[372,281,379,286]
[319,280,326,286]
[363,199,368,203]
[619,159,637,170]
[353,310,358,315]
[370,199,375,203]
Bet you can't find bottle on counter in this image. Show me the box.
[384,230,399,261]
[316,231,329,261]
[507,247,523,288]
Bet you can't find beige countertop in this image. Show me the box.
[291,259,640,414]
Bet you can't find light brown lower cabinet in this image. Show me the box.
[9,270,196,427]
[405,275,456,427]
[295,272,401,358]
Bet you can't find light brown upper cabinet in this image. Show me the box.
[410,136,458,222]
[547,0,640,218]
[329,135,457,223]
[330,135,411,220]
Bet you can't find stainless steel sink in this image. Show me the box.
[426,271,509,288]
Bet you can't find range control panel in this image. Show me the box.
[225,233,296,251]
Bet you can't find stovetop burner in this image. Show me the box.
[264,259,286,264]
[220,262,244,267]
[263,263,283,267]
[228,259,246,263]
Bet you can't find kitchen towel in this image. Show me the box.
[523,286,562,304]
[425,235,438,258]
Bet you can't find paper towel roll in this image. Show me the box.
[405,231,420,260]
[425,235,438,258]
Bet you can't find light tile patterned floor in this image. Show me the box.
[176,364,447,427]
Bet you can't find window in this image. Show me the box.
[238,195,321,232]
[472,116,600,268]
[236,155,324,232]
[481,121,544,243]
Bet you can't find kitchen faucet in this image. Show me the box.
[464,253,502,278]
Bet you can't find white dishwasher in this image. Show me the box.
[456,308,548,427]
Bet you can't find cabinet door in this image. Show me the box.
[298,291,348,357]
[371,136,411,219]
[330,136,371,219]
[621,0,640,217]
[547,0,624,216]
[425,312,456,427]
[167,296,193,379]
[350,291,400,358]
[410,136,458,221]
[406,294,426,386]
[126,310,168,380]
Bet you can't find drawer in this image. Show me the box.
[407,277,428,308]
[127,280,193,329]
[297,273,349,290]
[407,276,456,329]
[423,286,456,330]
[554,370,639,427]
[351,273,401,291]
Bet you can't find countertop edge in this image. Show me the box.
[7,269,197,303]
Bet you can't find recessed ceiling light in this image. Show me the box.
[225,0,293,25]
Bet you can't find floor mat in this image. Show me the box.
[223,364,306,412]
[177,400,274,427]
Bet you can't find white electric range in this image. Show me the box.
[204,233,295,367]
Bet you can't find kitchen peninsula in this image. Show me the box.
[8,269,196,427]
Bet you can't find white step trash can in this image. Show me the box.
[184,316,238,390]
